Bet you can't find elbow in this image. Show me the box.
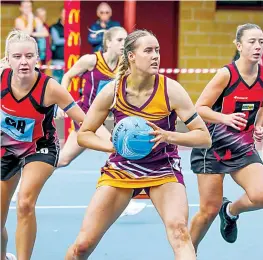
[195,105,203,115]
[77,130,93,148]
[77,131,85,147]
[201,132,212,149]
[204,134,212,149]
[61,73,71,85]
[193,128,212,149]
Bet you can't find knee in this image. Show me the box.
[58,158,70,167]
[166,220,191,246]
[199,201,221,221]
[247,190,263,206]
[17,195,35,218]
[73,232,97,257]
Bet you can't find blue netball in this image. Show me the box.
[112,116,154,160]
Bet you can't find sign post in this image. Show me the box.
[64,1,81,140]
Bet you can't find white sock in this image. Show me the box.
[226,203,238,220]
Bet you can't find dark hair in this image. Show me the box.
[236,23,262,43]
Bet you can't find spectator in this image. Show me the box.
[35,8,52,66]
[88,2,120,52]
[15,0,49,39]
[50,8,65,83]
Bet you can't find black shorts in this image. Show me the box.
[191,147,262,174]
[1,142,60,181]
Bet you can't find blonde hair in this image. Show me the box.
[110,29,154,109]
[103,27,126,52]
[0,30,38,69]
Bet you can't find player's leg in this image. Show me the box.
[58,130,85,167]
[65,186,133,259]
[150,182,196,260]
[190,174,224,251]
[16,144,58,259]
[219,162,263,243]
[1,172,21,260]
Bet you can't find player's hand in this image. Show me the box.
[222,113,247,131]
[254,126,263,142]
[55,107,68,119]
[147,121,169,149]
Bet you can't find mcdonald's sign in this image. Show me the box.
[68,9,80,24]
[67,54,80,69]
[68,77,80,92]
[67,31,80,47]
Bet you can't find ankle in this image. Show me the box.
[226,203,238,219]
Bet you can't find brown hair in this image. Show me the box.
[236,23,262,43]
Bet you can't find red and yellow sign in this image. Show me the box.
[67,32,80,47]
[64,0,81,139]
[68,9,80,24]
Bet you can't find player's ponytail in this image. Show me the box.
[110,54,129,109]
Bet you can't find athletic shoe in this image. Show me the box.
[219,197,239,243]
[120,200,147,217]
[6,253,17,260]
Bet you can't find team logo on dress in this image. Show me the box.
[242,104,254,111]
[1,110,35,142]
[234,96,248,100]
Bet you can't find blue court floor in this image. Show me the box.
[6,149,263,260]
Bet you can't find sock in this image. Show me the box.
[226,203,238,220]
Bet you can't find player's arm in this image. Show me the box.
[254,107,263,142]
[15,16,34,35]
[77,81,115,152]
[255,107,263,127]
[61,54,97,90]
[44,78,85,124]
[195,68,247,130]
[31,18,49,38]
[151,78,211,148]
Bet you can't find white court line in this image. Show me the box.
[9,204,199,210]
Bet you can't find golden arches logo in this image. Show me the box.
[67,54,79,69]
[67,32,80,47]
[68,9,80,24]
[68,77,80,92]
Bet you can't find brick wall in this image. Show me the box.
[178,1,263,103]
[1,1,64,58]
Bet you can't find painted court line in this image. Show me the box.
[9,204,199,210]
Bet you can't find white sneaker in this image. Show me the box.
[6,253,17,260]
[120,200,147,217]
